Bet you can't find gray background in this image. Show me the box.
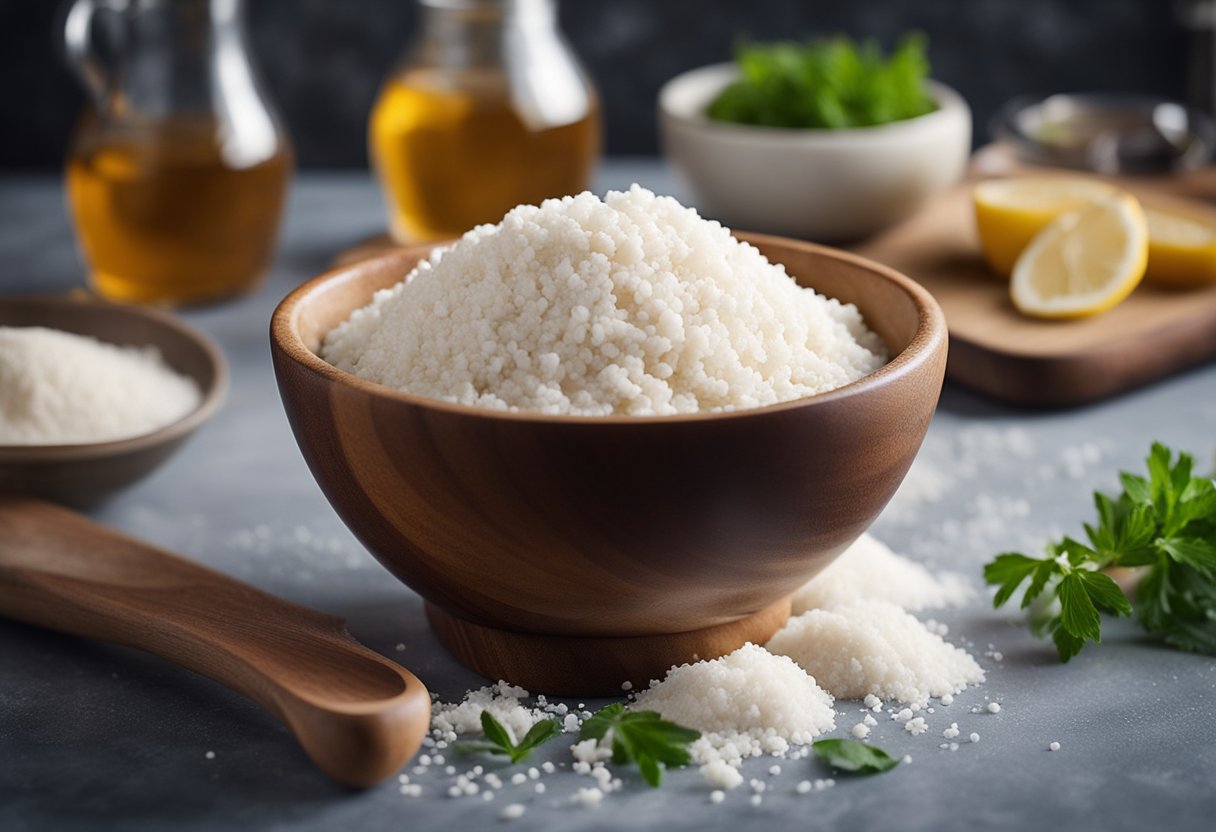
[1,164,1215,831]
[0,0,1194,167]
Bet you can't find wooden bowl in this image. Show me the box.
[270,234,947,694]
[0,294,227,507]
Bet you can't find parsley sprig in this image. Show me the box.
[985,443,1216,661]
[454,711,561,764]
[707,34,935,130]
[812,739,901,774]
[578,703,700,787]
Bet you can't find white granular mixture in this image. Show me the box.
[430,681,544,744]
[767,599,985,706]
[0,326,200,445]
[632,643,836,770]
[322,185,886,416]
[791,533,971,614]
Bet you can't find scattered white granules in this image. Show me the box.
[571,787,604,808]
[969,733,980,743]
[767,599,985,706]
[1049,741,1061,752]
[709,790,726,804]
[322,185,886,416]
[633,643,835,772]
[701,759,745,790]
[904,717,928,736]
[851,723,871,739]
[790,533,971,614]
[499,803,526,820]
[987,702,1001,714]
[0,326,201,445]
[430,682,545,744]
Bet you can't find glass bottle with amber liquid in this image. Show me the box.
[63,0,292,305]
[370,0,600,243]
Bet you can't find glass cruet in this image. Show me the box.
[369,0,601,243]
[62,0,293,306]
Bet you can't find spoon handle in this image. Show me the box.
[0,496,430,787]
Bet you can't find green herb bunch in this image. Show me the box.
[578,703,700,787]
[985,442,1216,661]
[454,711,561,763]
[706,33,935,129]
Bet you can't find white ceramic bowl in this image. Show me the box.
[659,63,972,241]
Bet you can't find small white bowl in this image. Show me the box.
[659,63,972,241]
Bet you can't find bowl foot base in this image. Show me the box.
[424,597,793,697]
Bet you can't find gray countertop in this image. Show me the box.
[2,165,1215,832]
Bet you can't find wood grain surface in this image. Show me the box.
[0,497,431,787]
[271,234,947,693]
[856,182,1216,407]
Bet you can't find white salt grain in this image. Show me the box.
[987,703,1001,714]
[322,186,886,416]
[702,760,744,790]
[572,788,604,808]
[790,534,971,614]
[431,681,543,744]
[500,803,526,821]
[1049,741,1061,752]
[0,326,200,445]
[768,600,985,706]
[633,643,835,771]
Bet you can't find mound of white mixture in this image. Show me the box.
[322,185,887,415]
[0,326,200,445]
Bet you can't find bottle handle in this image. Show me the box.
[63,0,129,108]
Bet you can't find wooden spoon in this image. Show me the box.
[0,496,430,787]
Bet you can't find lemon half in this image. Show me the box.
[1009,193,1149,319]
[974,177,1119,277]
[1144,205,1216,287]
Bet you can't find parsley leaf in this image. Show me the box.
[707,34,935,130]
[984,443,1216,661]
[579,703,700,787]
[812,739,901,774]
[453,711,561,764]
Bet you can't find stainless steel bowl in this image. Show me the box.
[992,93,1216,174]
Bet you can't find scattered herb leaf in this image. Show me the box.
[984,442,1216,661]
[707,33,935,129]
[578,703,700,787]
[812,739,901,774]
[452,711,561,764]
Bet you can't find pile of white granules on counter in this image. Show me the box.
[0,326,200,445]
[412,533,991,813]
[322,185,887,416]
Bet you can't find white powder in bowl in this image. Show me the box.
[767,599,985,706]
[0,326,201,445]
[632,643,836,770]
[322,185,887,416]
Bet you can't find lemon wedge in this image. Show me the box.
[1144,205,1216,287]
[974,178,1119,277]
[1010,193,1149,319]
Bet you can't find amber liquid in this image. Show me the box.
[66,118,291,305]
[370,77,599,242]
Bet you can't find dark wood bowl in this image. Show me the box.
[270,233,947,694]
[0,293,227,507]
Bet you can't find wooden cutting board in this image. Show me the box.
[855,182,1216,407]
